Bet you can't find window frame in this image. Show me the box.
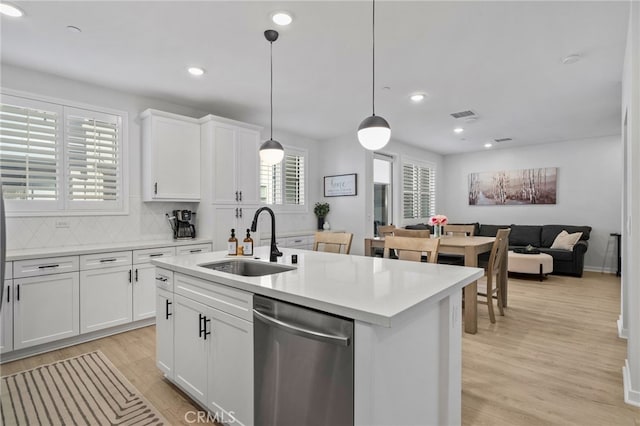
[1,89,129,217]
[259,145,308,213]
[401,158,436,225]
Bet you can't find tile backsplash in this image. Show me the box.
[6,197,199,250]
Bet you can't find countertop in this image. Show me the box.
[6,238,213,261]
[152,246,483,327]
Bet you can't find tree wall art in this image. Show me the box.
[468,167,557,205]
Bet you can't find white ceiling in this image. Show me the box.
[0,1,630,155]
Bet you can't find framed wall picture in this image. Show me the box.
[324,174,357,197]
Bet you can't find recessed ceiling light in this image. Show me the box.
[188,67,205,76]
[561,54,581,65]
[0,2,24,17]
[484,143,493,148]
[410,93,426,103]
[454,127,464,134]
[66,25,82,33]
[271,11,293,26]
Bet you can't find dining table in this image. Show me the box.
[364,235,508,334]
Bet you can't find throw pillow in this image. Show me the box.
[550,230,583,251]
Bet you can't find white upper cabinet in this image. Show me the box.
[203,116,261,205]
[141,109,201,202]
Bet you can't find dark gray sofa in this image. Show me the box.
[406,222,592,277]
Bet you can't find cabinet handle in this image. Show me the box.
[135,269,139,282]
[149,253,164,258]
[239,191,242,202]
[16,284,20,301]
[199,313,205,338]
[155,276,168,282]
[165,299,172,320]
[239,208,242,218]
[129,270,132,283]
[6,285,10,303]
[38,264,59,269]
[100,258,117,263]
[189,249,202,253]
[154,182,158,195]
[235,191,239,202]
[235,208,239,218]
[203,317,211,340]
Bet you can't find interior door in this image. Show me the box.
[373,154,393,235]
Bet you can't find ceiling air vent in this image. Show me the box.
[494,138,512,143]
[450,110,476,119]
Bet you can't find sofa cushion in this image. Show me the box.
[550,230,583,251]
[541,225,592,247]
[538,248,574,261]
[478,224,510,237]
[509,225,542,247]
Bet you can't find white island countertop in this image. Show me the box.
[152,245,483,327]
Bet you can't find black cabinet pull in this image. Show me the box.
[135,269,139,282]
[199,313,204,338]
[128,270,132,283]
[239,208,242,218]
[154,182,158,194]
[38,264,59,269]
[6,285,10,303]
[165,299,172,320]
[99,258,117,263]
[155,276,168,282]
[235,191,239,202]
[189,249,202,253]
[149,253,163,258]
[239,191,242,202]
[16,284,20,301]
[203,317,211,340]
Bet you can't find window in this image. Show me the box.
[260,148,305,208]
[403,161,436,220]
[0,93,125,214]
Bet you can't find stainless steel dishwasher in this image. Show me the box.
[253,295,354,426]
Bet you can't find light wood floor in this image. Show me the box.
[1,271,639,425]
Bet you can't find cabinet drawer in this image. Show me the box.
[133,247,176,264]
[4,262,11,280]
[176,243,213,256]
[155,268,174,292]
[174,273,253,322]
[14,256,79,278]
[80,251,132,270]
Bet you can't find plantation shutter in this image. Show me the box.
[284,153,304,205]
[260,161,282,205]
[403,162,436,219]
[0,97,61,207]
[65,107,121,208]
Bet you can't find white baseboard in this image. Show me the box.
[618,316,629,339]
[623,360,640,407]
[583,265,617,274]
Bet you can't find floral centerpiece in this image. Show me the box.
[429,215,448,238]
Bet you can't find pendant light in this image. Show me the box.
[260,29,285,166]
[358,0,391,151]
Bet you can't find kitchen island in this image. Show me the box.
[153,246,483,426]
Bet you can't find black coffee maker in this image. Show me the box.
[167,210,196,239]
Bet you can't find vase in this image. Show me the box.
[433,224,441,238]
[323,221,331,231]
[317,217,325,230]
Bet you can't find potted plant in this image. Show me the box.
[314,202,330,230]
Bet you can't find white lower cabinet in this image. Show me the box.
[13,272,80,350]
[167,273,253,426]
[1,280,13,353]
[80,264,132,333]
[134,264,159,320]
[156,274,174,379]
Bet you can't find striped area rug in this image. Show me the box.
[1,350,166,425]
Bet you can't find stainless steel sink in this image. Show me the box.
[199,260,295,277]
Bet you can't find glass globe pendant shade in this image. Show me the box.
[357,115,391,150]
[259,138,284,165]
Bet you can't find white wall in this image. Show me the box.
[441,136,622,271]
[319,134,443,255]
[2,64,207,249]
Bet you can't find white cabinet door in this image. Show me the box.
[173,294,210,406]
[142,110,201,201]
[0,280,13,353]
[212,125,239,204]
[133,264,157,321]
[212,206,260,251]
[235,128,260,205]
[13,272,80,350]
[208,307,254,426]
[80,265,132,333]
[156,287,174,379]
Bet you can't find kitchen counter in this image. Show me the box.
[152,245,482,327]
[6,238,212,261]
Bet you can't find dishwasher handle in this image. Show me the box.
[253,308,350,347]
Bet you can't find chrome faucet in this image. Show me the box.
[251,207,282,262]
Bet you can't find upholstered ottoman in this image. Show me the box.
[508,251,553,281]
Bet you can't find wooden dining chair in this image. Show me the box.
[477,228,511,323]
[313,232,353,254]
[377,224,396,237]
[443,224,475,236]
[383,236,440,263]
[393,228,431,238]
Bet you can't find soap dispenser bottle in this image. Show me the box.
[243,229,254,256]
[228,229,238,255]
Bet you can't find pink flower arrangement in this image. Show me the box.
[429,215,448,226]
